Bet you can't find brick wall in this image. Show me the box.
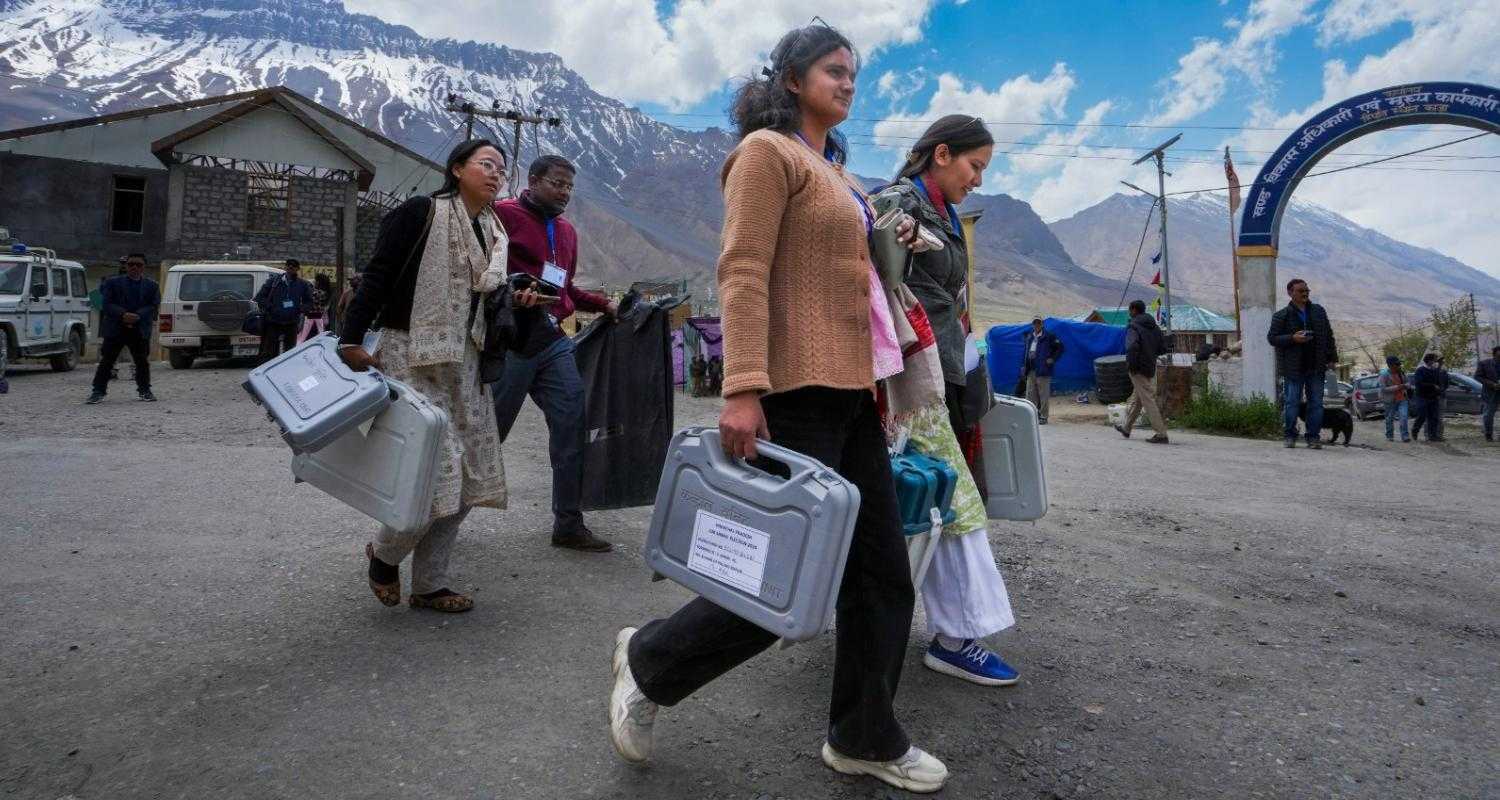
[354,202,386,270]
[177,166,352,264]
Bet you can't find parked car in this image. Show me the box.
[0,244,90,372]
[158,263,283,369]
[1351,375,1385,419]
[1406,372,1485,415]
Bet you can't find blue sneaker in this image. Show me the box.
[923,639,1020,686]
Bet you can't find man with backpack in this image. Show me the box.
[1114,299,1169,444]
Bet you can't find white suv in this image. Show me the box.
[0,245,90,372]
[159,263,284,369]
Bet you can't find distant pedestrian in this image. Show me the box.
[1412,353,1444,442]
[1267,278,1337,449]
[254,258,314,360]
[334,273,362,334]
[1379,355,1410,442]
[707,355,723,393]
[1020,317,1063,424]
[86,253,159,404]
[1475,345,1499,442]
[1114,299,1169,444]
[297,273,333,342]
[689,354,707,396]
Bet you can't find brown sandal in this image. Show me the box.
[409,590,474,613]
[366,543,400,607]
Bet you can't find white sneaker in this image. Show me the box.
[820,741,948,793]
[608,627,658,764]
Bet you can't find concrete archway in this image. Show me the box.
[1236,82,1500,398]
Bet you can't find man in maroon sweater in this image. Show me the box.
[491,155,618,552]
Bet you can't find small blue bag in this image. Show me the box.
[890,447,958,537]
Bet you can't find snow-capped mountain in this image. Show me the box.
[0,0,734,194]
[1049,191,1500,321]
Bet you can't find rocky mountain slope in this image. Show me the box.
[1049,192,1500,322]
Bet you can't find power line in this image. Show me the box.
[1116,198,1159,309]
[1161,132,1495,197]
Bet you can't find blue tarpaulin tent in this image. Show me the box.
[986,318,1128,395]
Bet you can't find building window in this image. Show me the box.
[110,175,147,234]
[246,174,291,233]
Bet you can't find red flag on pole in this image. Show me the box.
[1149,270,1162,287]
[1224,146,1241,214]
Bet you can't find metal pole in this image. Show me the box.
[1473,293,1483,365]
[1154,151,1172,338]
[1229,195,1241,343]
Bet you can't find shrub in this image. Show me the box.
[1177,386,1281,438]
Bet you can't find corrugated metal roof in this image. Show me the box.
[1077,304,1236,332]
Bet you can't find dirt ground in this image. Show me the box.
[1,360,1496,799]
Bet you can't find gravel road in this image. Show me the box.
[1,360,1495,799]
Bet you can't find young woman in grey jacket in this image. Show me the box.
[883,116,1022,689]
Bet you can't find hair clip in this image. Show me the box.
[762,66,774,78]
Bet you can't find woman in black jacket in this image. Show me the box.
[338,138,525,613]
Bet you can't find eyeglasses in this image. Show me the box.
[541,176,574,192]
[472,158,507,176]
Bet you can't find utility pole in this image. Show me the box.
[1132,134,1182,338]
[444,94,563,194]
[1472,293,1482,366]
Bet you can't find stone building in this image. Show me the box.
[0,86,443,289]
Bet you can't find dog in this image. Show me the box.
[1296,402,1354,446]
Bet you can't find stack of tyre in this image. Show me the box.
[1094,355,1133,404]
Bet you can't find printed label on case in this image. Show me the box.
[687,509,770,596]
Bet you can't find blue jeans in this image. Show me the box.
[1482,394,1497,439]
[1384,399,1409,440]
[1282,371,1325,441]
[488,336,587,534]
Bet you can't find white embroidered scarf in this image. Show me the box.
[407,194,509,367]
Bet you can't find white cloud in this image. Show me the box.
[342,0,942,108]
[1145,0,1316,125]
[876,68,928,104]
[873,63,1077,145]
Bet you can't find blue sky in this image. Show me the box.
[347,0,1500,277]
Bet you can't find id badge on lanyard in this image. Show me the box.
[540,219,567,290]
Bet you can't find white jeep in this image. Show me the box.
[158,263,284,369]
[0,245,90,373]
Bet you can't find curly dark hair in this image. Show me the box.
[729,24,858,164]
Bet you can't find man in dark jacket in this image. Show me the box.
[1115,300,1169,443]
[86,252,159,404]
[1021,317,1064,424]
[1266,278,1338,449]
[1475,345,1500,441]
[254,258,314,360]
[1412,353,1445,442]
[489,155,618,553]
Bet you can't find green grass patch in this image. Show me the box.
[1176,386,1282,439]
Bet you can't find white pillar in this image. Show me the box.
[1238,252,1277,400]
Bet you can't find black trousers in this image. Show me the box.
[628,386,915,762]
[259,322,298,361]
[92,335,150,393]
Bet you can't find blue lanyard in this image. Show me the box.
[794,132,873,236]
[544,218,558,263]
[911,176,963,244]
